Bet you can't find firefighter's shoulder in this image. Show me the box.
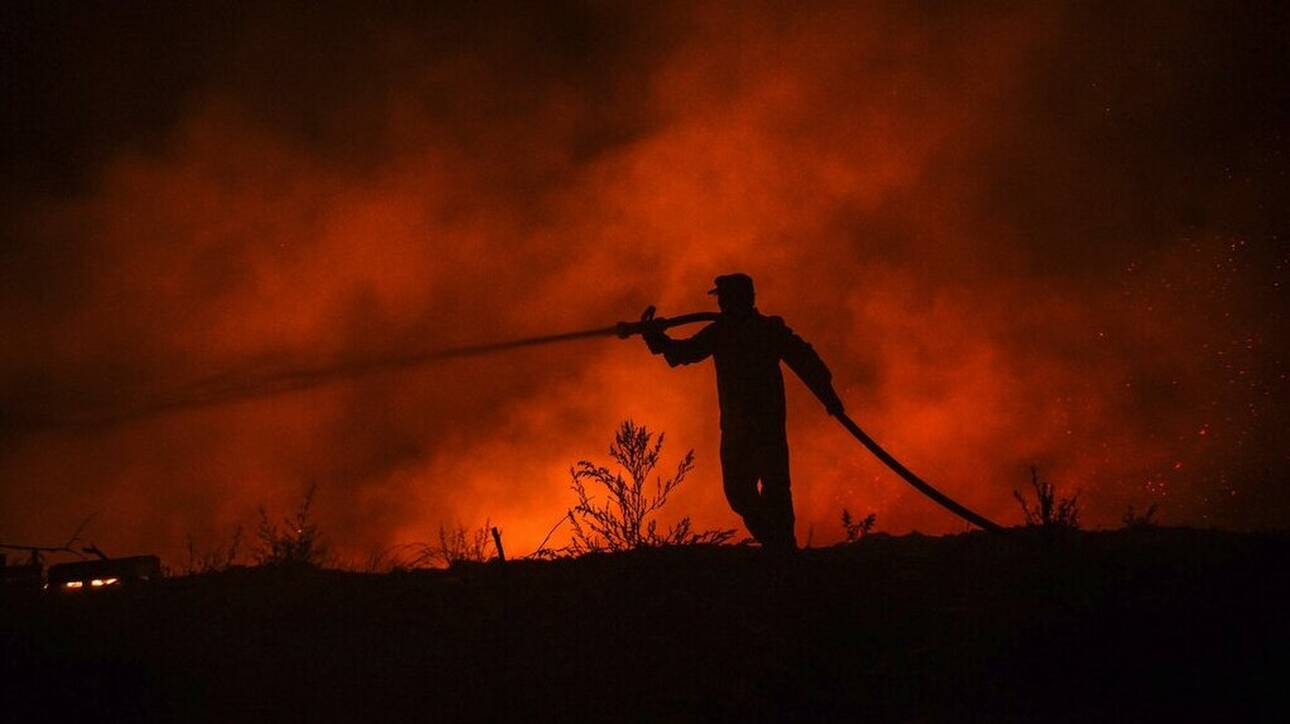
[761,314,799,339]
[763,315,790,330]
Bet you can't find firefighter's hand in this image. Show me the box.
[640,305,667,353]
[639,305,664,333]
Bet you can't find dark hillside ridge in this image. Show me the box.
[3,528,1287,722]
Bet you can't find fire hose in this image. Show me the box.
[617,312,1005,534]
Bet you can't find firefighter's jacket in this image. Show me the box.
[643,310,842,441]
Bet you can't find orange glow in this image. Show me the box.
[0,3,1283,565]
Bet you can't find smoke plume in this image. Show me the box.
[2,1,1286,562]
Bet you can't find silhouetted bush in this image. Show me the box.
[841,509,877,542]
[430,520,498,566]
[254,483,328,568]
[367,521,500,570]
[565,420,735,554]
[1013,466,1080,529]
[1122,503,1159,529]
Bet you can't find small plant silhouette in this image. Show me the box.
[254,482,328,567]
[1013,466,1080,529]
[1121,503,1159,529]
[431,520,497,566]
[565,420,734,554]
[370,521,501,570]
[841,509,877,542]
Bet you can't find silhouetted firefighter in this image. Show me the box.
[638,273,844,551]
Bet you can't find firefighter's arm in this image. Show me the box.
[776,319,846,416]
[640,307,715,367]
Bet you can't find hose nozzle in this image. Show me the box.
[616,310,722,338]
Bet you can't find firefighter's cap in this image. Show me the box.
[708,273,755,297]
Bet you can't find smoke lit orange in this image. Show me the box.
[2,1,1285,565]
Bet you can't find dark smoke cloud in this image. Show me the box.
[2,1,1286,562]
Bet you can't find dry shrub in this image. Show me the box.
[565,420,734,554]
[255,482,329,568]
[1013,466,1081,529]
[841,509,877,542]
[430,521,497,566]
[1122,503,1159,529]
[373,521,499,570]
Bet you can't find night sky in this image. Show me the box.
[2,1,1286,563]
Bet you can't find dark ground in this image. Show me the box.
[3,527,1287,722]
